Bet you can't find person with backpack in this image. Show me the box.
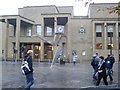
[105,54,113,82]
[23,50,34,90]
[91,53,99,80]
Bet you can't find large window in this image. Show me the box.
[35,25,41,35]
[107,24,114,37]
[44,18,54,36]
[27,29,31,36]
[95,24,103,37]
[45,26,54,36]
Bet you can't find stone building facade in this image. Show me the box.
[0,3,119,62]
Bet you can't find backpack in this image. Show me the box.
[21,56,31,75]
[91,57,96,66]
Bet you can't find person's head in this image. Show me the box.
[96,53,98,56]
[27,50,33,56]
[108,54,110,57]
[99,56,104,62]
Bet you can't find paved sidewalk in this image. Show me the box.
[1,61,119,89]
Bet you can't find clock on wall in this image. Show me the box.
[58,26,64,33]
[79,27,85,34]
[56,26,64,33]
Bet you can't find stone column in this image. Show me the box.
[40,42,44,61]
[32,24,35,36]
[21,43,24,58]
[31,44,34,60]
[115,22,119,61]
[67,16,72,62]
[116,22,118,50]
[104,23,107,50]
[40,17,44,61]
[15,17,21,61]
[5,19,9,61]
[53,17,57,55]
[92,22,95,54]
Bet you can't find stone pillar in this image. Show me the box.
[92,22,95,54]
[31,44,34,60]
[5,19,9,61]
[67,16,72,62]
[32,24,35,36]
[115,22,119,61]
[104,23,107,50]
[21,43,24,58]
[40,42,44,61]
[53,17,57,55]
[40,17,44,61]
[15,17,21,61]
[116,22,118,50]
[54,17,57,33]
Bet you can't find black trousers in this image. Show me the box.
[96,72,108,86]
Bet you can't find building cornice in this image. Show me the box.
[71,17,119,21]
[19,5,73,9]
[41,13,71,15]
[0,15,34,22]
[89,3,119,6]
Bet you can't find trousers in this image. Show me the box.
[25,72,34,90]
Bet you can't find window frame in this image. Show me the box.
[95,24,103,37]
[107,24,114,37]
[35,25,41,35]
[44,25,54,36]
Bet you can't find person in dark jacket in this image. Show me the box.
[24,50,34,90]
[110,54,115,73]
[105,54,113,82]
[96,56,108,86]
[91,53,99,80]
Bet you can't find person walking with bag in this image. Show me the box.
[96,56,108,86]
[23,50,34,90]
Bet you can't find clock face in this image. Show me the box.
[58,27,63,32]
[80,28,85,33]
[80,29,84,32]
[57,26,64,33]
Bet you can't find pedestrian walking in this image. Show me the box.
[73,54,77,65]
[23,50,34,90]
[110,54,115,74]
[105,54,113,82]
[91,53,99,80]
[96,56,108,86]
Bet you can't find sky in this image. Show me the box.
[0,0,119,16]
